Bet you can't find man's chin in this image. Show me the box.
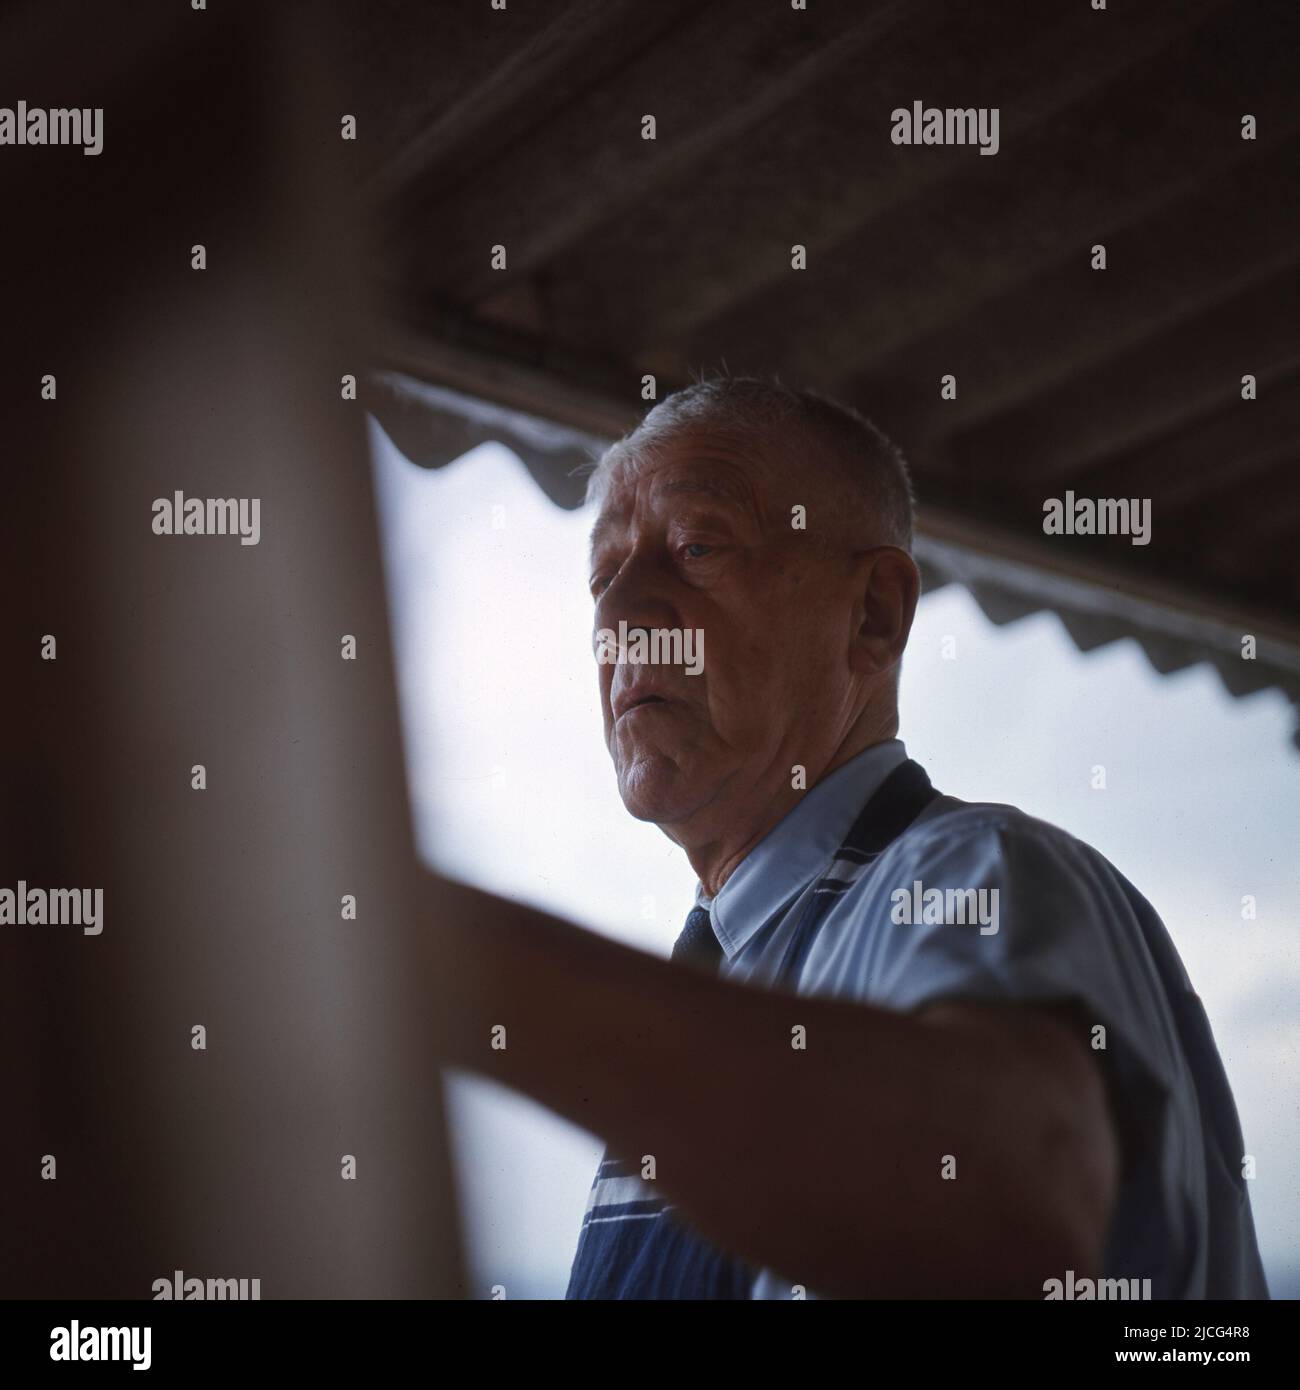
[615,756,705,826]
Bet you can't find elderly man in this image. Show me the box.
[428,376,1268,1300]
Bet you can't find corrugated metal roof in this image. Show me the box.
[351,0,1300,740]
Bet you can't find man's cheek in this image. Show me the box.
[719,633,780,693]
[596,666,615,715]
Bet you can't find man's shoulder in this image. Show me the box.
[897,791,1090,857]
[874,786,1138,898]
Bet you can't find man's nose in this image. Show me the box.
[594,547,678,631]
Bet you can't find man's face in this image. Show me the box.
[588,428,865,833]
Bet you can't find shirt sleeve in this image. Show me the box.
[824,809,1206,1291]
[861,813,1179,1086]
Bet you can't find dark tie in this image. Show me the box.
[672,905,723,969]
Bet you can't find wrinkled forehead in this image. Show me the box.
[588,427,803,546]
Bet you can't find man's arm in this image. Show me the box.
[426,873,1119,1298]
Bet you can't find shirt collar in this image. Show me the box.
[696,739,909,957]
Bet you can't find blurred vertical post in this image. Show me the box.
[0,0,466,1296]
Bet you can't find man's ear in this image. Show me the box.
[849,546,920,675]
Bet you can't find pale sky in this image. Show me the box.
[370,421,1300,1300]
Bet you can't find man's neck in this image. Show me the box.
[672,716,899,898]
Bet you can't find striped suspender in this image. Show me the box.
[774,758,942,986]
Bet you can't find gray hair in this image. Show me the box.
[584,374,915,549]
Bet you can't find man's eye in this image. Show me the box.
[681,543,714,560]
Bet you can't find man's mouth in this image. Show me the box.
[614,693,669,722]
